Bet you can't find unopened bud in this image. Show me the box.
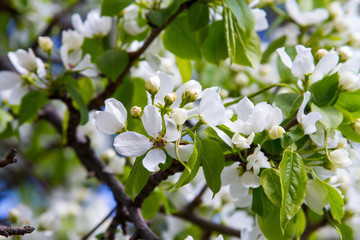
[38,36,53,52]
[354,118,360,134]
[340,72,359,91]
[145,75,161,95]
[259,64,272,76]
[328,2,343,18]
[164,92,176,105]
[269,125,285,140]
[8,208,20,224]
[334,16,351,33]
[337,46,353,62]
[182,88,199,103]
[234,72,249,86]
[349,33,360,47]
[171,108,188,125]
[329,149,352,168]
[220,89,229,99]
[130,106,142,119]
[315,49,328,62]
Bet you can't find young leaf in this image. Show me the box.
[335,89,360,112]
[223,7,236,63]
[176,56,192,83]
[201,139,224,196]
[101,0,134,16]
[125,155,150,200]
[294,208,306,238]
[142,188,164,219]
[18,91,48,126]
[279,150,307,233]
[163,14,202,61]
[187,1,209,31]
[260,168,282,208]
[275,93,302,119]
[234,30,262,67]
[252,186,274,218]
[224,0,255,38]
[311,105,343,130]
[77,78,95,104]
[201,21,228,65]
[66,79,89,125]
[309,73,339,107]
[97,50,129,82]
[261,36,287,64]
[326,184,344,223]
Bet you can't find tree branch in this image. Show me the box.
[0,225,35,237]
[82,207,117,240]
[0,148,17,168]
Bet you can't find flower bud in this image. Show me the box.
[231,132,254,149]
[234,72,249,86]
[269,125,285,140]
[337,46,353,62]
[328,2,343,18]
[130,106,142,119]
[315,49,328,62]
[334,16,351,33]
[145,75,160,95]
[62,29,84,51]
[340,72,359,91]
[164,92,176,105]
[38,36,53,52]
[171,108,188,125]
[8,208,20,224]
[354,118,360,134]
[329,149,352,168]
[182,88,200,103]
[220,89,229,99]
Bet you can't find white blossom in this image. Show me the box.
[72,10,112,37]
[297,91,322,135]
[246,144,270,175]
[285,0,329,26]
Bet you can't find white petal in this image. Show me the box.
[292,45,314,77]
[36,58,46,78]
[311,51,339,83]
[104,98,127,126]
[114,132,152,157]
[276,47,293,69]
[201,100,225,126]
[297,91,311,122]
[252,9,269,31]
[7,85,28,105]
[302,111,322,134]
[95,111,124,134]
[0,71,22,90]
[142,105,162,137]
[241,171,261,188]
[143,148,166,172]
[221,164,239,186]
[154,71,175,105]
[164,143,194,161]
[60,44,69,69]
[164,117,180,142]
[172,80,202,108]
[339,58,360,75]
[236,97,254,122]
[212,126,232,147]
[73,54,92,71]
[71,13,85,35]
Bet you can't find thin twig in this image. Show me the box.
[184,184,207,212]
[81,207,117,240]
[0,148,17,168]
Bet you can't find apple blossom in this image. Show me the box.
[246,145,270,175]
[71,10,112,38]
[329,149,352,168]
[231,132,255,149]
[114,105,193,172]
[297,91,322,135]
[170,108,188,125]
[61,29,84,51]
[93,98,127,135]
[285,0,329,26]
[8,48,46,77]
[145,75,161,95]
[0,71,28,105]
[338,46,353,62]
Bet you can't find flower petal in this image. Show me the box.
[252,9,269,31]
[154,71,175,105]
[7,85,28,105]
[297,91,311,122]
[212,126,232,147]
[143,148,166,172]
[164,117,180,141]
[73,54,92,71]
[221,164,239,186]
[60,44,69,69]
[0,71,22,90]
[114,132,152,157]
[276,47,293,69]
[165,143,194,161]
[292,45,314,77]
[236,97,254,122]
[302,111,322,134]
[142,105,162,137]
[241,171,261,188]
[311,51,339,83]
[95,111,124,134]
[104,98,127,126]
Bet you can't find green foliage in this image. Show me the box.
[101,0,134,16]
[234,30,262,67]
[176,56,192,83]
[294,208,306,238]
[125,155,150,200]
[262,36,287,64]
[311,105,343,130]
[66,78,89,125]
[223,0,254,38]
[279,150,307,232]
[97,50,129,82]
[201,21,228,65]
[163,14,202,61]
[275,93,302,119]
[252,186,274,218]
[18,91,48,126]
[148,0,188,26]
[201,139,224,196]
[309,73,339,106]
[187,1,209,32]
[260,168,282,208]
[142,188,168,219]
[82,38,104,60]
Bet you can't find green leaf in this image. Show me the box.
[294,208,306,238]
[258,205,296,240]
[252,186,274,218]
[0,108,13,132]
[77,78,95,104]
[261,36,287,64]
[187,1,209,31]
[311,105,343,130]
[125,155,151,200]
[176,56,192,83]
[326,184,344,223]
[101,0,134,16]
[338,124,360,143]
[201,139,224,195]
[82,38,103,60]
[97,50,129,82]
[201,21,228,65]
[309,73,339,107]
[275,93,302,119]
[234,30,262,67]
[279,150,307,232]
[224,8,236,63]
[260,168,282,208]
[335,89,360,112]
[281,126,305,149]
[18,91,48,126]
[148,0,187,26]
[141,188,164,219]
[224,0,255,38]
[171,141,200,191]
[66,79,89,125]
[163,14,202,61]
